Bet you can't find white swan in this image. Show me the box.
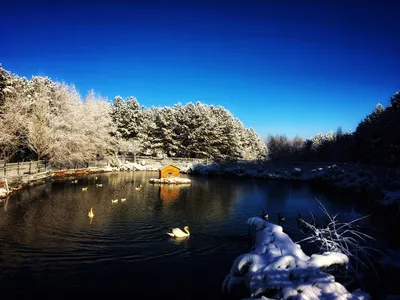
[167,226,190,238]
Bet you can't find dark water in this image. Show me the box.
[0,172,392,299]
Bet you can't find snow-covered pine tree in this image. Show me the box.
[111,95,142,140]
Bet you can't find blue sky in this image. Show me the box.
[1,0,399,139]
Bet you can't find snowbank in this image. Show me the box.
[149,177,191,184]
[119,162,159,171]
[0,187,8,199]
[222,217,369,300]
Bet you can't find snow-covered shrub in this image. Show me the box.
[223,217,370,299]
[297,201,379,286]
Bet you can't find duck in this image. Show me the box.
[135,184,143,191]
[88,208,94,219]
[111,199,118,204]
[277,213,285,223]
[82,187,88,192]
[120,198,126,202]
[95,183,103,187]
[167,226,190,238]
[261,209,269,221]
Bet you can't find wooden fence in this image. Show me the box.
[0,160,48,177]
[0,155,262,179]
[0,156,211,178]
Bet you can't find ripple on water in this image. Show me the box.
[0,172,384,298]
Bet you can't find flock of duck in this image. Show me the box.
[261,209,286,224]
[76,177,144,222]
[261,209,328,232]
[80,178,307,239]
[78,177,190,238]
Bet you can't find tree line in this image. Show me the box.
[0,65,267,165]
[266,92,400,167]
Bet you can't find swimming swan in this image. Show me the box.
[167,226,190,238]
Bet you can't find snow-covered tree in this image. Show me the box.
[49,82,86,165]
[79,89,116,161]
[25,76,55,160]
[0,72,30,160]
[111,95,142,139]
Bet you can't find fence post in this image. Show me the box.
[29,161,32,174]
[4,161,6,177]
[17,162,20,176]
[37,161,39,173]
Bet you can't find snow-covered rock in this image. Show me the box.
[222,217,370,300]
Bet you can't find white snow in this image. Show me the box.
[222,217,370,300]
[149,177,191,184]
[0,187,8,198]
[119,162,159,171]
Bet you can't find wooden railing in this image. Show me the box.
[0,160,48,177]
[0,155,263,178]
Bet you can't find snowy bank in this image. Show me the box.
[119,162,159,171]
[0,187,8,199]
[149,177,191,184]
[222,217,369,299]
[189,162,399,204]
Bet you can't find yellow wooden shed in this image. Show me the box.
[159,165,180,179]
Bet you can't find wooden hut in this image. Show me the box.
[159,165,180,179]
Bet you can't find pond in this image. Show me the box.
[0,172,394,299]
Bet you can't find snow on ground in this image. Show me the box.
[148,177,191,184]
[223,217,369,300]
[118,161,193,173]
[119,162,159,171]
[0,187,8,198]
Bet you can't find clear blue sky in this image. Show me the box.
[1,0,399,139]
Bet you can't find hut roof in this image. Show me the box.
[159,165,181,171]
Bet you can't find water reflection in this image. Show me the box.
[159,184,188,204]
[0,172,375,299]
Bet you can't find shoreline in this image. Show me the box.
[1,161,399,207]
[188,161,400,206]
